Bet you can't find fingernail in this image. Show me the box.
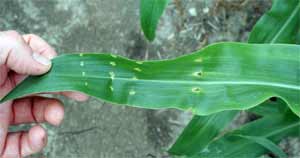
[33,53,51,66]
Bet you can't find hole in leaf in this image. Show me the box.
[196,72,202,76]
[193,71,203,77]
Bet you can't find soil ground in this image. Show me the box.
[0,0,299,157]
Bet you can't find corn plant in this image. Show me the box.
[140,0,169,41]
[1,0,299,157]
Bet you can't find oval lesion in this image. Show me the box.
[110,61,117,66]
[192,87,201,93]
[193,71,203,78]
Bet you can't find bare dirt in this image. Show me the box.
[1,0,299,157]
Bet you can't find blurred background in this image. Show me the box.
[1,0,299,157]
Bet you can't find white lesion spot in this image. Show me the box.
[85,82,88,86]
[80,61,85,67]
[136,61,143,65]
[111,54,117,58]
[110,86,114,91]
[133,67,142,72]
[79,53,84,57]
[195,58,203,62]
[82,71,86,76]
[192,87,201,93]
[132,76,138,80]
[110,61,116,66]
[109,72,115,80]
[129,90,136,95]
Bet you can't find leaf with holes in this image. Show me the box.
[0,43,300,117]
[140,0,169,41]
[169,0,300,156]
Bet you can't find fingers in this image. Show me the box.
[60,92,89,102]
[0,65,8,86]
[9,72,89,102]
[37,91,89,102]
[11,97,64,126]
[1,125,47,158]
[0,102,12,156]
[0,77,14,99]
[22,34,57,59]
[0,30,51,75]
[0,97,61,157]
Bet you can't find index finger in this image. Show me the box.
[20,35,89,101]
[22,34,57,59]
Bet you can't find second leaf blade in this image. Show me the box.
[140,0,169,41]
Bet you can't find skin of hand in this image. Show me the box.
[0,30,88,158]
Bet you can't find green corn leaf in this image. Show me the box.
[168,111,238,156]
[297,28,300,44]
[248,99,290,117]
[193,110,300,158]
[1,43,300,117]
[248,0,300,44]
[233,135,287,158]
[169,100,291,157]
[170,0,300,157]
[140,0,169,41]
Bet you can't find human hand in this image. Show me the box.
[0,31,88,158]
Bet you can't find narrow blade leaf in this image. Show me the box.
[171,0,300,157]
[248,0,300,44]
[140,0,169,41]
[193,112,300,158]
[1,43,299,117]
[168,111,238,155]
[248,99,290,117]
[234,135,287,158]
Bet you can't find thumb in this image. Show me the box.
[0,31,51,75]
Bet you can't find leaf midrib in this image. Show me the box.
[222,121,300,156]
[270,3,300,43]
[50,74,300,90]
